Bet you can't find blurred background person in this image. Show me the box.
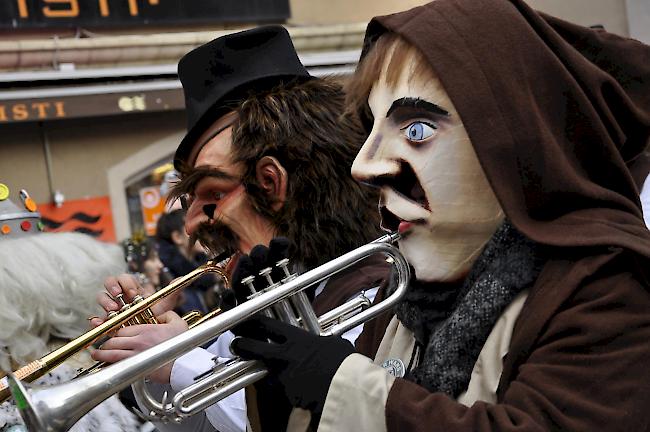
[154,209,219,314]
[0,185,147,431]
[123,235,174,294]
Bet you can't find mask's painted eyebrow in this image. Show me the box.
[386,97,450,118]
[173,166,238,195]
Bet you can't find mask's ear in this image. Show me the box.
[255,156,288,211]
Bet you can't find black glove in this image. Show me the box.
[231,315,356,421]
[221,238,290,310]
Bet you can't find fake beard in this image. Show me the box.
[191,218,240,262]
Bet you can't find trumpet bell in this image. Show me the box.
[8,374,50,431]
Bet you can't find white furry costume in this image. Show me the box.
[0,232,144,431]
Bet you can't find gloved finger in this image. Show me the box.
[230,336,284,361]
[268,237,290,263]
[268,238,291,283]
[254,315,312,341]
[249,244,270,274]
[233,315,304,343]
[231,316,268,339]
[219,289,237,311]
[232,255,254,288]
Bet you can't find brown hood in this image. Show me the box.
[362,0,650,257]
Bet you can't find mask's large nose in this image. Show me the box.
[351,130,400,187]
[184,198,208,237]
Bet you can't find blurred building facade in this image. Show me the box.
[1,0,648,242]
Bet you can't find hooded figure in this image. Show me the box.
[229,0,650,431]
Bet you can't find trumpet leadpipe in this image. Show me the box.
[318,293,372,331]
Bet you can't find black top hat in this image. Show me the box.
[174,25,312,170]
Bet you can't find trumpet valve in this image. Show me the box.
[242,276,257,295]
[241,275,260,303]
[114,293,127,307]
[258,267,277,288]
[132,295,158,324]
[276,258,297,283]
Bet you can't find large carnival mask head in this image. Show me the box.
[351,36,504,282]
[174,111,279,257]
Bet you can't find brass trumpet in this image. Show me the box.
[9,233,410,432]
[0,260,229,402]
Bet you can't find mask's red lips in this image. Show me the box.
[398,221,413,234]
[380,206,425,235]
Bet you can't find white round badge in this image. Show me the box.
[381,358,406,377]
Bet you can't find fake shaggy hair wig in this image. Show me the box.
[0,232,125,370]
[231,77,382,269]
[345,33,433,132]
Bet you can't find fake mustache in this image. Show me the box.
[190,217,240,262]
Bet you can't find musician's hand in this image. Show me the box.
[91,273,180,328]
[231,315,355,423]
[91,311,188,383]
[224,238,290,310]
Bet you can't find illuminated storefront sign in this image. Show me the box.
[1,0,290,28]
[0,88,184,123]
[0,101,66,122]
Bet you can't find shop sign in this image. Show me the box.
[0,88,185,123]
[1,0,290,29]
[0,101,66,122]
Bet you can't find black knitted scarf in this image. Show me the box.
[388,221,545,397]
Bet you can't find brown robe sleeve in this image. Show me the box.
[384,254,650,432]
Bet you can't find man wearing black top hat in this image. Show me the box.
[92,25,388,431]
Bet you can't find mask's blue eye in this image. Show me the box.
[402,121,436,141]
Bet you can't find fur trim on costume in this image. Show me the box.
[0,232,125,371]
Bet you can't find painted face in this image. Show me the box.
[182,113,276,255]
[351,49,504,282]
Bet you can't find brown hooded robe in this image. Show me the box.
[333,0,650,431]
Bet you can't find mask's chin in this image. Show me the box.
[397,224,474,283]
